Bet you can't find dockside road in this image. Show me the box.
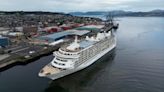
[0,45,60,69]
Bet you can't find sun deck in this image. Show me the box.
[39,64,61,76]
[60,45,82,52]
[60,40,95,53]
[79,40,95,48]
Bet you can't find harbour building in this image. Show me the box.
[0,36,10,47]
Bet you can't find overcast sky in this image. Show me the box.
[0,0,164,12]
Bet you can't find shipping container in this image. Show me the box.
[47,28,58,33]
[61,26,72,30]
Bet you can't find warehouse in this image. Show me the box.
[38,29,90,42]
[75,25,104,32]
[0,36,10,47]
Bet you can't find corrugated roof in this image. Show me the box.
[75,25,104,31]
[75,27,99,31]
[39,30,90,41]
[84,25,104,29]
[0,36,8,39]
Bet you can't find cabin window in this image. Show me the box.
[56,58,67,62]
[54,61,65,66]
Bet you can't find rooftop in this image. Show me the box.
[75,25,104,31]
[39,29,90,41]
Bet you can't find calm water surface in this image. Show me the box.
[0,17,164,92]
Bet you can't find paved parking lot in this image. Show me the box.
[13,45,44,56]
[4,42,45,56]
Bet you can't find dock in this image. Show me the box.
[0,45,60,70]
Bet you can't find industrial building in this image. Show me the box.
[23,26,38,36]
[0,36,9,47]
[41,26,62,33]
[75,25,104,31]
[38,29,90,42]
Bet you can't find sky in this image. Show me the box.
[0,0,164,12]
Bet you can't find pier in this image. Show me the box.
[0,45,60,70]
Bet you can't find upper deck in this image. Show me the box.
[60,40,95,53]
[57,30,112,54]
[80,40,95,48]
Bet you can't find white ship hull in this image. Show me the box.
[46,37,116,80]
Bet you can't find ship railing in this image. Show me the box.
[54,51,79,59]
[59,48,79,55]
[60,46,82,53]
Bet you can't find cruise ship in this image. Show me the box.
[38,27,116,80]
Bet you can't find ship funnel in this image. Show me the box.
[74,36,78,43]
[86,36,89,40]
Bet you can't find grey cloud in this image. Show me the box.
[0,0,163,12]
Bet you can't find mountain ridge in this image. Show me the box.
[70,10,164,17]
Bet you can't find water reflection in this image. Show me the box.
[0,56,42,72]
[45,49,116,92]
